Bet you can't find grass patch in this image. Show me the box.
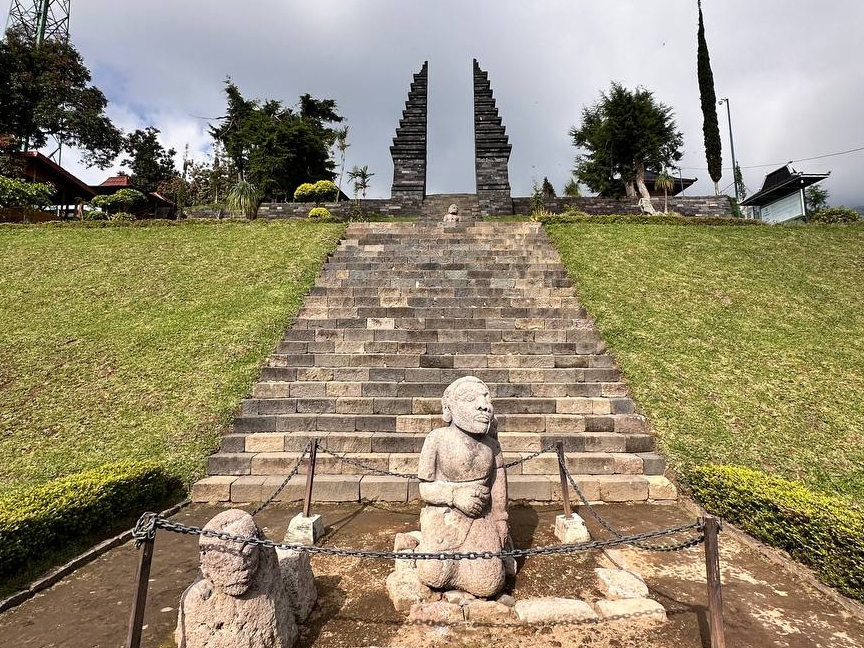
[0,220,344,497]
[546,223,864,503]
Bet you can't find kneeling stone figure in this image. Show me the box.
[415,376,510,598]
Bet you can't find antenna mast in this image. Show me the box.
[5,0,71,44]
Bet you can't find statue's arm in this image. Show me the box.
[491,446,509,543]
[417,432,455,506]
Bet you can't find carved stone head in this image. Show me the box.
[447,204,459,215]
[441,376,494,436]
[199,509,261,596]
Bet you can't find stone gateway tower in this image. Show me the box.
[473,59,513,216]
[389,61,429,211]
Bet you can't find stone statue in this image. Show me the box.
[175,509,298,648]
[443,203,460,222]
[415,376,509,597]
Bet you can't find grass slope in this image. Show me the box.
[546,223,864,503]
[0,220,344,497]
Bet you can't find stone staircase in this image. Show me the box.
[193,222,676,505]
[421,193,481,222]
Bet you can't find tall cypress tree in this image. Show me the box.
[697,0,722,194]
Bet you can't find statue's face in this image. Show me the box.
[447,379,494,436]
[201,540,260,596]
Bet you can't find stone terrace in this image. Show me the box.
[193,222,676,505]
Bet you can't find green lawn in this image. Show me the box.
[546,223,864,504]
[0,220,345,497]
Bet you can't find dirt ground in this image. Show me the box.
[0,501,862,648]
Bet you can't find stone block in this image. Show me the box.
[612,454,644,475]
[312,474,361,502]
[276,547,318,622]
[207,453,252,476]
[556,398,592,414]
[367,317,395,329]
[412,397,441,415]
[546,415,587,435]
[554,513,591,544]
[465,600,515,622]
[244,433,285,453]
[326,381,362,397]
[514,597,597,623]
[408,601,464,623]
[396,415,433,434]
[595,568,649,599]
[229,476,266,502]
[407,478,421,501]
[389,453,419,475]
[646,475,678,500]
[336,398,374,414]
[597,476,649,502]
[322,432,373,453]
[387,570,432,613]
[507,475,553,501]
[284,513,325,546]
[191,476,235,502]
[638,453,667,476]
[338,453,389,475]
[361,475,408,502]
[593,598,666,625]
[260,475,306,502]
[371,433,415,453]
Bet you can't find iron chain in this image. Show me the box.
[249,440,311,517]
[133,512,703,560]
[556,454,705,552]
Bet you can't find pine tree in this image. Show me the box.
[697,0,722,194]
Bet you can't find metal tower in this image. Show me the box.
[5,0,71,44]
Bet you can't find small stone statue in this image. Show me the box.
[443,203,460,222]
[415,376,509,597]
[175,509,298,648]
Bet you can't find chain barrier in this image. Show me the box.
[249,440,311,517]
[556,454,704,552]
[132,512,703,561]
[318,443,559,481]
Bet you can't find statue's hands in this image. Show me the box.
[452,484,490,517]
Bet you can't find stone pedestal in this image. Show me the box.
[285,513,324,546]
[554,513,591,544]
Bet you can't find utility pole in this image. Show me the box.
[718,98,739,204]
[5,0,71,44]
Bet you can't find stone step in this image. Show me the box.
[218,432,656,457]
[265,353,614,371]
[207,450,663,478]
[287,317,590,331]
[236,395,635,416]
[247,381,627,400]
[295,307,587,321]
[274,341,605,356]
[280,328,600,345]
[258,366,620,385]
[230,412,646,435]
[192,473,677,505]
[294,296,585,311]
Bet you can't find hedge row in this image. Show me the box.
[534,211,761,226]
[0,461,173,577]
[688,465,864,601]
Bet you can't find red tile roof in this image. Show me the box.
[98,175,133,188]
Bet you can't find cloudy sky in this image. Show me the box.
[5,0,864,205]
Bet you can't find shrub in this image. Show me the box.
[688,465,864,601]
[0,176,54,208]
[312,180,338,203]
[108,211,136,222]
[307,206,333,221]
[90,189,147,215]
[0,461,173,577]
[227,180,261,219]
[535,210,760,226]
[293,182,315,202]
[294,180,338,204]
[810,207,860,224]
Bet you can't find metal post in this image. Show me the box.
[703,516,727,648]
[719,98,739,205]
[302,438,319,518]
[125,535,155,648]
[555,441,572,517]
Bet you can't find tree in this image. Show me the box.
[654,169,676,213]
[334,126,349,202]
[90,188,147,215]
[210,81,344,201]
[121,127,178,193]
[733,162,747,201]
[563,176,582,198]
[570,82,683,200]
[347,165,374,199]
[805,185,829,215]
[0,29,122,167]
[697,0,722,194]
[541,177,556,199]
